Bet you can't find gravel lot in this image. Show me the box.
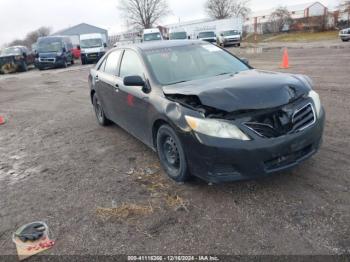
[0,41,349,257]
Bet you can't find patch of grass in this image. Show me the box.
[244,31,338,43]
[165,194,189,212]
[96,203,153,220]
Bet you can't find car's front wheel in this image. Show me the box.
[93,94,110,126]
[156,125,190,182]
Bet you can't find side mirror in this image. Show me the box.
[241,58,249,65]
[103,43,107,48]
[77,45,81,50]
[124,75,145,87]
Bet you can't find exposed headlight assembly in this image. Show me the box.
[308,90,322,117]
[185,116,250,140]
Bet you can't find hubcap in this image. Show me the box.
[162,136,180,168]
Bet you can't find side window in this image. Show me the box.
[119,50,144,78]
[98,58,107,71]
[104,50,122,75]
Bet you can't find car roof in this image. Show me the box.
[123,40,205,52]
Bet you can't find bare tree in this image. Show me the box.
[231,0,251,18]
[269,7,292,33]
[338,0,350,26]
[119,0,170,29]
[205,0,232,19]
[7,27,51,48]
[205,0,250,20]
[25,27,51,46]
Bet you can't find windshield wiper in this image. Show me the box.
[215,72,238,76]
[167,80,190,85]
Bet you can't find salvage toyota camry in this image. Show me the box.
[89,40,325,183]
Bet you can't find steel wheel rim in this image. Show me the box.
[94,99,103,122]
[162,135,180,171]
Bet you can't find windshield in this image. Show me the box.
[144,33,162,41]
[1,47,21,56]
[170,32,187,40]
[145,44,249,85]
[198,32,215,38]
[37,40,63,53]
[80,38,103,48]
[223,30,240,36]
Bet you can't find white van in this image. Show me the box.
[143,28,163,42]
[79,33,107,64]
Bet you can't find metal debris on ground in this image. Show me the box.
[12,221,55,261]
[0,115,6,125]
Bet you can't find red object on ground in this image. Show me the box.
[0,116,5,125]
[281,48,290,69]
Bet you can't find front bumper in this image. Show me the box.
[35,57,65,69]
[81,52,105,63]
[179,109,325,183]
[223,38,241,44]
[340,35,350,41]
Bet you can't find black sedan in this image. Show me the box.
[88,40,325,183]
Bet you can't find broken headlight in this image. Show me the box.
[185,116,250,140]
[308,90,321,117]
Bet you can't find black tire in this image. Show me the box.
[21,62,28,72]
[92,94,110,126]
[156,124,190,182]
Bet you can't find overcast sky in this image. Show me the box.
[0,0,337,46]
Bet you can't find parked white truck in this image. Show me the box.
[143,28,163,42]
[217,29,241,47]
[79,33,107,64]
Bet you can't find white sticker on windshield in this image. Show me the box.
[202,44,221,52]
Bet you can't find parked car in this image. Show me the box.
[0,46,35,74]
[197,31,217,43]
[35,36,74,70]
[217,30,241,47]
[79,33,107,65]
[143,28,163,42]
[88,40,325,183]
[339,28,350,42]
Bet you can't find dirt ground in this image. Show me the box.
[0,40,349,257]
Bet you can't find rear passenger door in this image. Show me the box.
[117,49,150,142]
[95,50,124,125]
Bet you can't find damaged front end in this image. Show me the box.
[0,57,19,74]
[165,93,317,139]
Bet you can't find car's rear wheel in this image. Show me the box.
[93,94,110,126]
[156,125,190,182]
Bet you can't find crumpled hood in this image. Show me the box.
[163,69,312,112]
[0,54,17,58]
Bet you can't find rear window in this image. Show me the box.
[199,32,215,38]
